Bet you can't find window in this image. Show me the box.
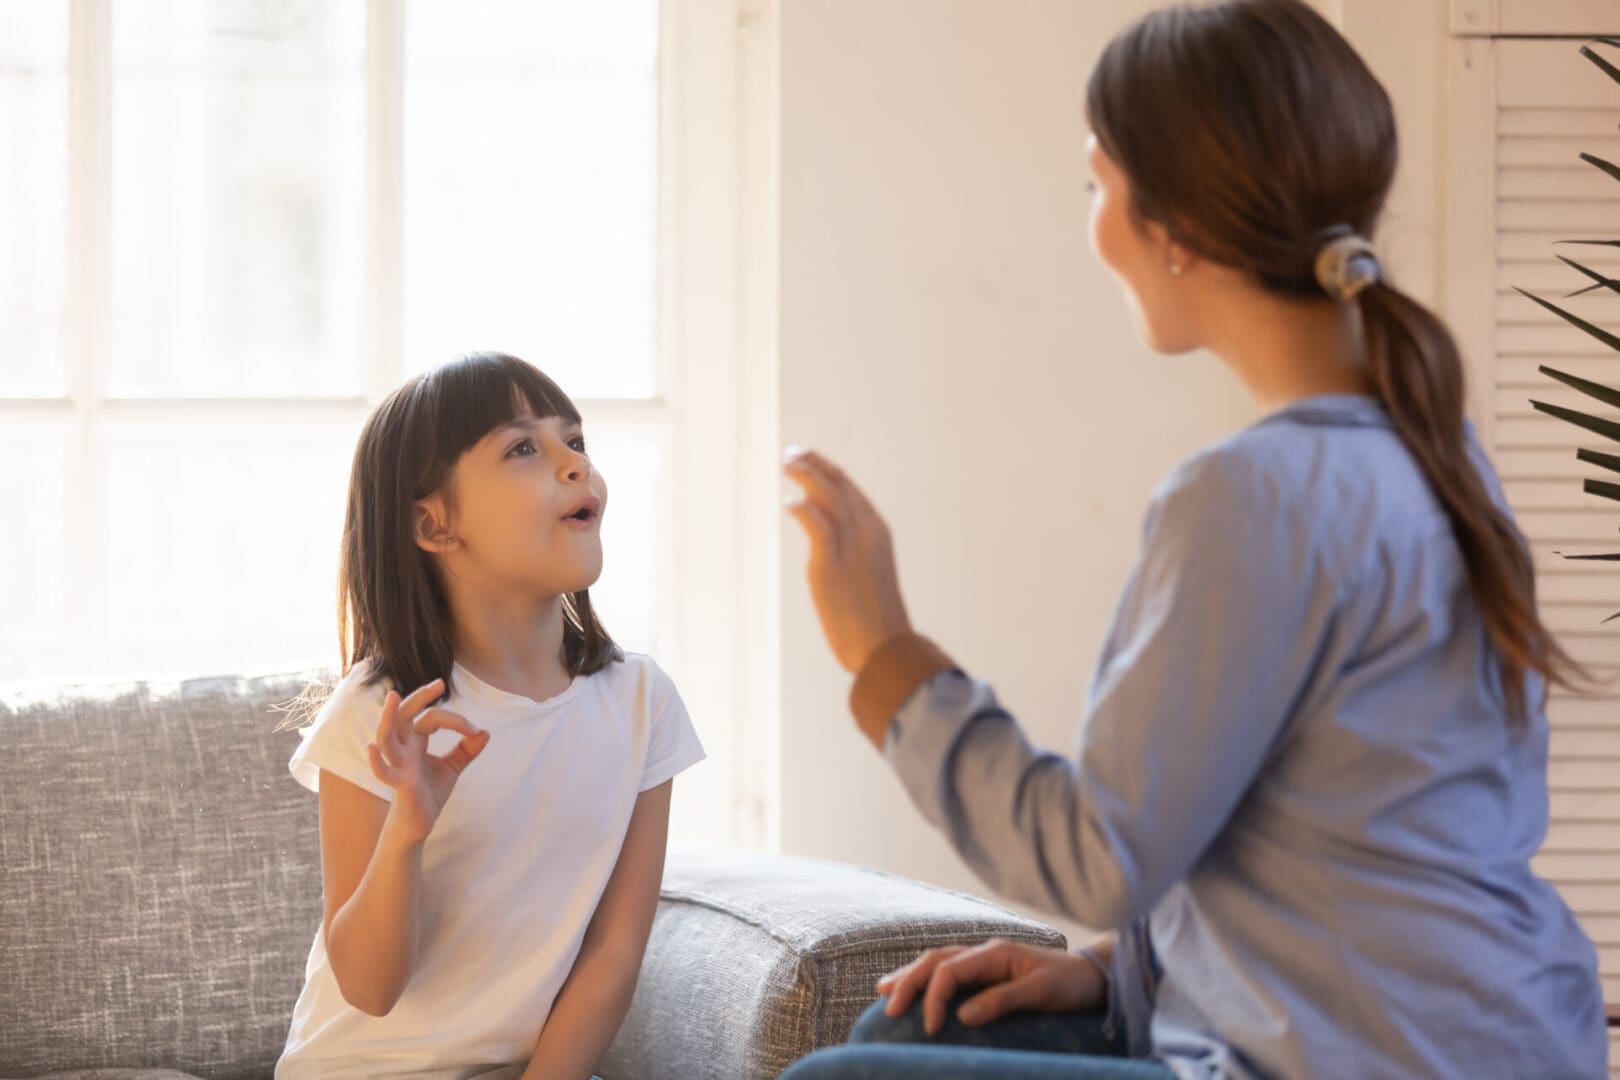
[1,0,777,849]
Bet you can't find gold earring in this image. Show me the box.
[1170,262,1184,276]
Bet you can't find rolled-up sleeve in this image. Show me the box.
[868,447,1342,929]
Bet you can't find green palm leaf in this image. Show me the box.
[1583,39,1620,86]
[1529,35,1620,627]
[1582,152,1620,186]
[1529,400,1620,445]
[1577,448,1620,476]
[1555,256,1620,301]
[1514,287,1620,353]
[1538,365,1620,410]
[1584,479,1620,503]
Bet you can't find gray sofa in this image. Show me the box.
[0,669,1065,1080]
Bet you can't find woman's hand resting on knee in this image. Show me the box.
[875,936,1112,1036]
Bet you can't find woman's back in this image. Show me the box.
[1142,392,1606,1078]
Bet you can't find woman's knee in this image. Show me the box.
[846,991,969,1045]
[845,989,1124,1058]
[778,1044,896,1080]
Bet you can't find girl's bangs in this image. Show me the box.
[425,352,581,463]
[403,352,582,498]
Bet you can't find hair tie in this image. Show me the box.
[1314,229,1381,302]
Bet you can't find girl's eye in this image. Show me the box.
[569,436,588,454]
[506,439,535,458]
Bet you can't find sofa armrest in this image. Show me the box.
[599,849,1067,1080]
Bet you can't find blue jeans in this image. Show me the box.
[777,991,1175,1079]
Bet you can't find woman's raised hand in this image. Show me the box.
[874,938,1109,1036]
[365,678,490,845]
[781,447,914,675]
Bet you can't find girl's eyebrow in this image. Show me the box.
[486,417,584,448]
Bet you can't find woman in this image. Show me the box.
[779,1,1608,1077]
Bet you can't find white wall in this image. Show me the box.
[771,0,1446,944]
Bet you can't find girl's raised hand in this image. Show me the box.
[781,447,913,675]
[874,939,1108,1035]
[365,678,490,845]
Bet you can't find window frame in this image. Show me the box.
[5,0,779,848]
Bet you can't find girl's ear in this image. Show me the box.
[413,496,456,554]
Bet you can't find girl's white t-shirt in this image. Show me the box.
[275,651,705,1080]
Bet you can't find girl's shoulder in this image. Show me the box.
[302,656,393,734]
[580,650,688,718]
[591,649,678,695]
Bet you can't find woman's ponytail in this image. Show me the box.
[1358,282,1591,724]
[1085,0,1598,729]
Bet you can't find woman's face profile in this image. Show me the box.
[1084,133,1200,355]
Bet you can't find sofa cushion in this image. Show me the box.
[7,1071,206,1079]
[0,671,329,1080]
[599,849,1068,1080]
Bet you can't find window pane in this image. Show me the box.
[109,2,365,398]
[0,430,69,680]
[101,423,354,679]
[87,420,659,681]
[0,1,66,398]
[585,432,661,655]
[403,0,659,399]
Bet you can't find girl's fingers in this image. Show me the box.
[412,707,482,741]
[434,730,491,776]
[374,690,399,747]
[366,742,400,785]
[396,678,446,729]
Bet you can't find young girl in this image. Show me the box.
[275,351,705,1080]
[779,1,1607,1077]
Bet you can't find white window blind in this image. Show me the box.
[1448,2,1620,1056]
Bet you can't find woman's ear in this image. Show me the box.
[1164,232,1197,278]
[413,496,456,554]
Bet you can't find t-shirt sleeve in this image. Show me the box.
[288,667,396,803]
[639,660,706,792]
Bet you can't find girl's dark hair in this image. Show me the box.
[277,352,620,731]
[1084,0,1589,725]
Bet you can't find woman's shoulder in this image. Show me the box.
[1157,404,1457,584]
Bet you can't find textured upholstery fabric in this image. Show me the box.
[14,1071,209,1079]
[599,850,1067,1080]
[3,674,1064,1080]
[1,671,328,1080]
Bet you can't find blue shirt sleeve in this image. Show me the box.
[881,446,1346,929]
